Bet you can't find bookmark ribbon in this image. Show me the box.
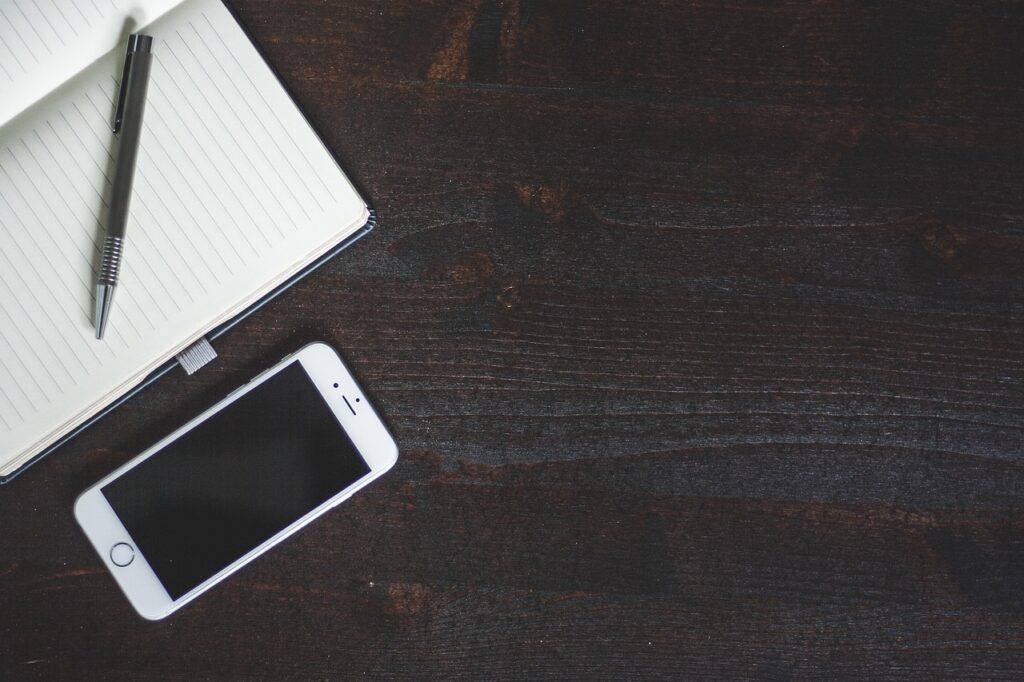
[176,337,218,375]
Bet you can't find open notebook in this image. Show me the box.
[0,0,370,479]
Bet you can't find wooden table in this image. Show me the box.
[3,0,1023,678]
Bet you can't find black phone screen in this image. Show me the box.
[102,361,370,599]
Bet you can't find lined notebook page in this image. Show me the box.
[0,0,367,473]
[0,0,183,127]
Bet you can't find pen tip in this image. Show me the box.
[94,284,115,341]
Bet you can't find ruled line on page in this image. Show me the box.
[144,75,267,254]
[0,355,31,423]
[94,83,236,286]
[31,0,69,48]
[199,10,334,202]
[4,143,152,339]
[0,330,44,413]
[105,74,252,269]
[73,95,208,300]
[0,297,63,395]
[160,35,299,233]
[32,116,188,315]
[142,95,261,259]
[70,89,224,294]
[66,0,93,28]
[150,50,286,243]
[0,280,76,387]
[181,23,314,222]
[47,0,80,38]
[0,168,116,358]
[0,6,35,75]
[13,3,52,58]
[20,132,170,325]
[0,234,93,377]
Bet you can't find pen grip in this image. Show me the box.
[98,235,124,286]
[106,48,152,241]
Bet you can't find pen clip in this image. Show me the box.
[113,34,152,134]
[113,42,135,134]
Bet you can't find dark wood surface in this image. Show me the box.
[3,0,1024,678]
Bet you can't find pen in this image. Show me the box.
[95,34,153,340]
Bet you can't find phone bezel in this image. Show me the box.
[74,342,398,620]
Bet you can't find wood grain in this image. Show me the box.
[2,0,1024,678]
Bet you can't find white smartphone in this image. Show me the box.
[74,342,398,620]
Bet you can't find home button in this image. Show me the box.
[110,542,135,567]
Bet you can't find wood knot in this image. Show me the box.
[916,220,1024,279]
[918,224,963,264]
[386,582,431,617]
[441,251,497,284]
[427,0,522,83]
[513,182,573,220]
[497,278,524,309]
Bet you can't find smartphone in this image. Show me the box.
[74,342,398,620]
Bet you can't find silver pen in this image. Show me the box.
[95,34,153,339]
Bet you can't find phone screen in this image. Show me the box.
[101,361,370,599]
